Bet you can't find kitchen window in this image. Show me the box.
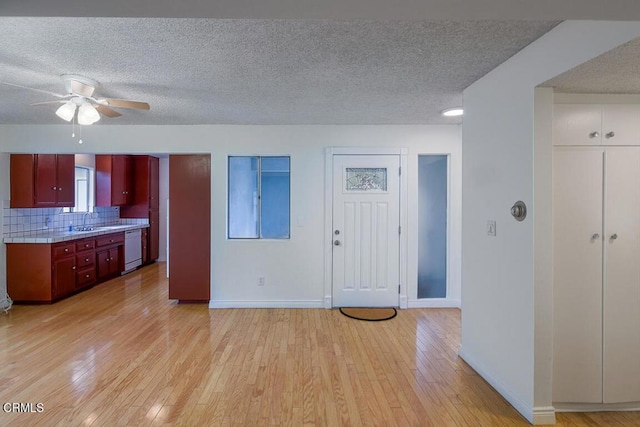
[228,156,290,239]
[63,166,94,213]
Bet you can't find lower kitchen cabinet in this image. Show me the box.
[6,231,125,303]
[52,252,76,300]
[97,247,121,280]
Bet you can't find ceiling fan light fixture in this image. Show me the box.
[55,101,76,122]
[77,104,100,125]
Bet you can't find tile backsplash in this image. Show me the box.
[2,202,147,237]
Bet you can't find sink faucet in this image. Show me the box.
[83,212,91,227]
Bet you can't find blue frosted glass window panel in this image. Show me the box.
[417,155,448,299]
[228,156,259,238]
[228,156,290,239]
[260,157,290,238]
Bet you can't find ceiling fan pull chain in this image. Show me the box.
[71,114,75,138]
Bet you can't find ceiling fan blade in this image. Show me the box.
[70,79,95,97]
[30,101,65,106]
[100,98,150,110]
[95,104,122,118]
[1,81,66,98]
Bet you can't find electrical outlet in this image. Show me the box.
[258,276,265,286]
[487,220,496,237]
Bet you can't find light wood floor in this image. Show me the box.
[1,262,639,426]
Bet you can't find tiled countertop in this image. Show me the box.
[3,223,149,244]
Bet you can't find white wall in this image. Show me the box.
[158,157,168,262]
[0,124,461,308]
[461,21,640,424]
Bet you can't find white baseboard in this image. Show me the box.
[209,300,324,309]
[400,295,408,309]
[555,402,640,412]
[407,298,461,308]
[533,406,556,425]
[324,295,332,309]
[459,346,533,424]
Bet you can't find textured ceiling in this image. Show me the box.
[4,0,640,21]
[542,36,640,94]
[0,18,560,125]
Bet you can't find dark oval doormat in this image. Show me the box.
[339,307,397,321]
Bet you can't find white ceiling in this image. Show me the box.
[1,2,639,126]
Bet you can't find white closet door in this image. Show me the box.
[602,105,640,146]
[603,147,640,403]
[553,104,602,146]
[553,147,604,403]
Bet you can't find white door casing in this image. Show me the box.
[332,154,400,307]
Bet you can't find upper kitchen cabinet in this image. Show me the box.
[10,154,75,208]
[120,155,159,217]
[96,155,133,206]
[554,104,640,146]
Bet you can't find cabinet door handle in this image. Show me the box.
[589,131,599,139]
[85,244,90,247]
[52,186,57,190]
[64,248,69,252]
[85,258,90,262]
[58,187,63,191]
[591,233,600,240]
[86,274,90,278]
[72,266,76,270]
[106,258,110,262]
[611,233,618,240]
[109,239,113,243]
[606,131,615,139]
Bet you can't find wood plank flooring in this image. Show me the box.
[0,262,639,426]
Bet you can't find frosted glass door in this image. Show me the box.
[417,155,447,299]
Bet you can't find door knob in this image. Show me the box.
[605,131,615,139]
[591,233,600,240]
[611,233,618,240]
[334,240,341,246]
[589,131,600,139]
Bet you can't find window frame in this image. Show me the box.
[227,155,291,240]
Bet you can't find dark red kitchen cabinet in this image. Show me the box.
[96,155,133,206]
[52,256,76,299]
[121,155,160,264]
[169,154,210,302]
[11,154,75,208]
[33,154,57,206]
[149,209,159,261]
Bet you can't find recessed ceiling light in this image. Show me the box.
[442,107,464,117]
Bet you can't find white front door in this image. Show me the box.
[332,154,400,307]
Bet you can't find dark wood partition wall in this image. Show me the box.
[168,155,211,302]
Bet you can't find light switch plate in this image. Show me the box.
[487,220,496,237]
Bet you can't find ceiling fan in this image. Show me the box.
[1,74,150,125]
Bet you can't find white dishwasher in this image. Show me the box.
[123,229,142,274]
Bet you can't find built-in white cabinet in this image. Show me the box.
[553,146,640,404]
[554,104,640,146]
